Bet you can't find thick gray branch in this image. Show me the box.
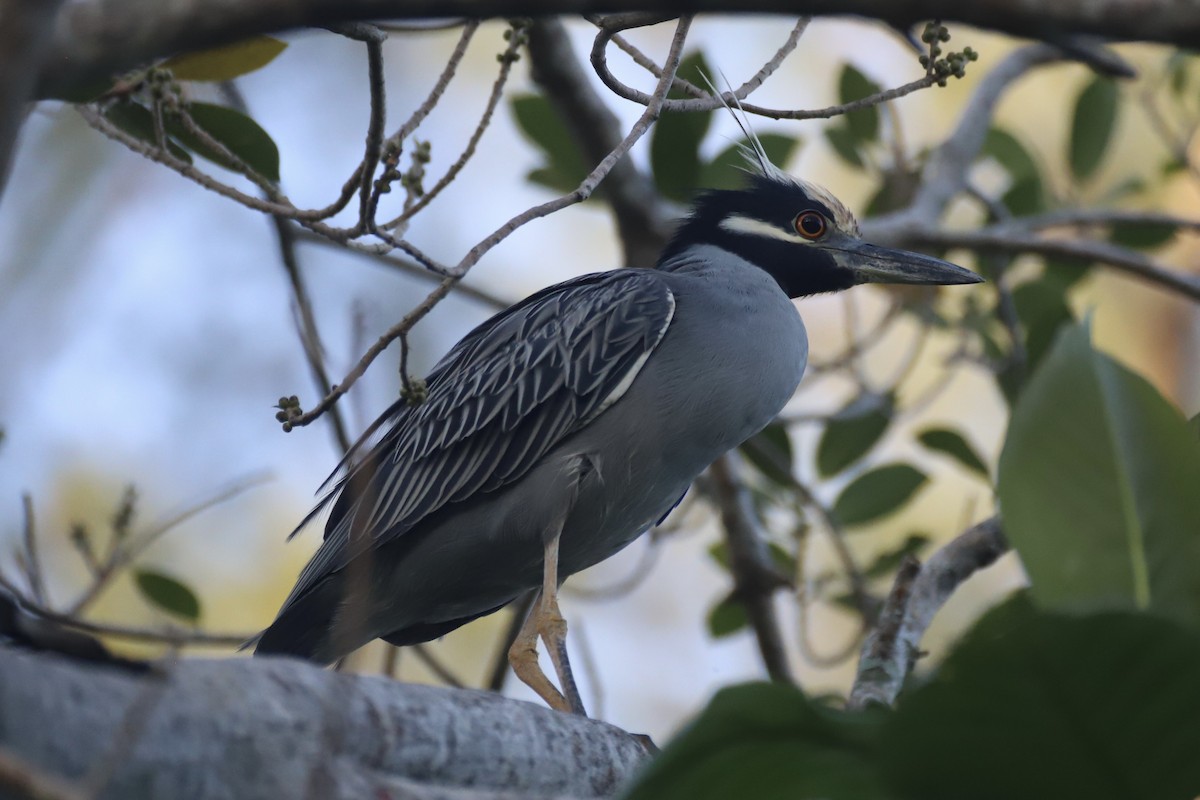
[0,646,650,800]
[39,0,1200,99]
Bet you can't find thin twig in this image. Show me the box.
[487,591,535,692]
[286,276,458,428]
[590,15,809,107]
[272,214,353,454]
[10,592,252,647]
[67,473,270,616]
[355,35,388,234]
[590,15,935,119]
[410,644,466,688]
[739,436,871,615]
[382,21,479,157]
[914,228,1200,302]
[380,22,519,230]
[289,16,695,428]
[293,228,510,310]
[20,494,47,606]
[564,539,662,601]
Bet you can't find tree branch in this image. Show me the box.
[847,516,1008,710]
[527,17,671,267]
[706,454,793,683]
[0,645,651,800]
[35,0,1200,100]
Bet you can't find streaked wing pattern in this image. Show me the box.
[278,270,676,610]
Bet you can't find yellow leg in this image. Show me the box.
[507,531,586,715]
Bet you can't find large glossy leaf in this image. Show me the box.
[833,464,927,528]
[650,51,713,202]
[816,395,894,478]
[167,103,280,181]
[881,596,1200,800]
[916,427,989,478]
[161,36,288,82]
[134,568,201,622]
[837,64,881,143]
[1069,76,1119,181]
[621,682,886,800]
[511,93,589,193]
[998,322,1200,627]
[699,134,802,190]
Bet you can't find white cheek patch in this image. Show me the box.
[719,214,810,244]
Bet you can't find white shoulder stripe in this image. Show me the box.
[593,289,676,416]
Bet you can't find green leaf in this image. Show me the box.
[1041,257,1092,290]
[162,36,288,82]
[837,64,882,143]
[166,103,280,181]
[982,128,1045,217]
[997,321,1200,627]
[707,595,749,638]
[983,127,1039,180]
[707,541,794,577]
[650,51,713,202]
[916,427,989,478]
[1189,411,1200,440]
[863,168,920,218]
[44,76,115,103]
[1110,220,1178,250]
[833,464,927,528]
[863,533,931,580]
[824,126,864,169]
[1000,175,1045,217]
[103,102,193,163]
[511,93,589,193]
[134,569,201,622]
[816,395,894,478]
[741,421,794,487]
[699,134,802,190]
[881,596,1200,800]
[1012,276,1075,373]
[621,682,886,800]
[1068,77,1119,181]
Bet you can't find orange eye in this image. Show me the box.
[794,211,827,240]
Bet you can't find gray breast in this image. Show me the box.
[555,248,808,573]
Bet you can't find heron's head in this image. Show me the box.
[660,164,982,298]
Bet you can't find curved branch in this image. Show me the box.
[916,228,1200,302]
[848,516,1008,710]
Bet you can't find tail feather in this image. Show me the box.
[252,579,346,664]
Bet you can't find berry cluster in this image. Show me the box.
[918,22,979,87]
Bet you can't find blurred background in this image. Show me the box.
[1,16,1196,741]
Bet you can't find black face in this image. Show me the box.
[658,174,857,299]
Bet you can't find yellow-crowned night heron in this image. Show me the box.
[253,145,981,715]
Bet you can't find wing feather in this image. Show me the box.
[278,270,676,611]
